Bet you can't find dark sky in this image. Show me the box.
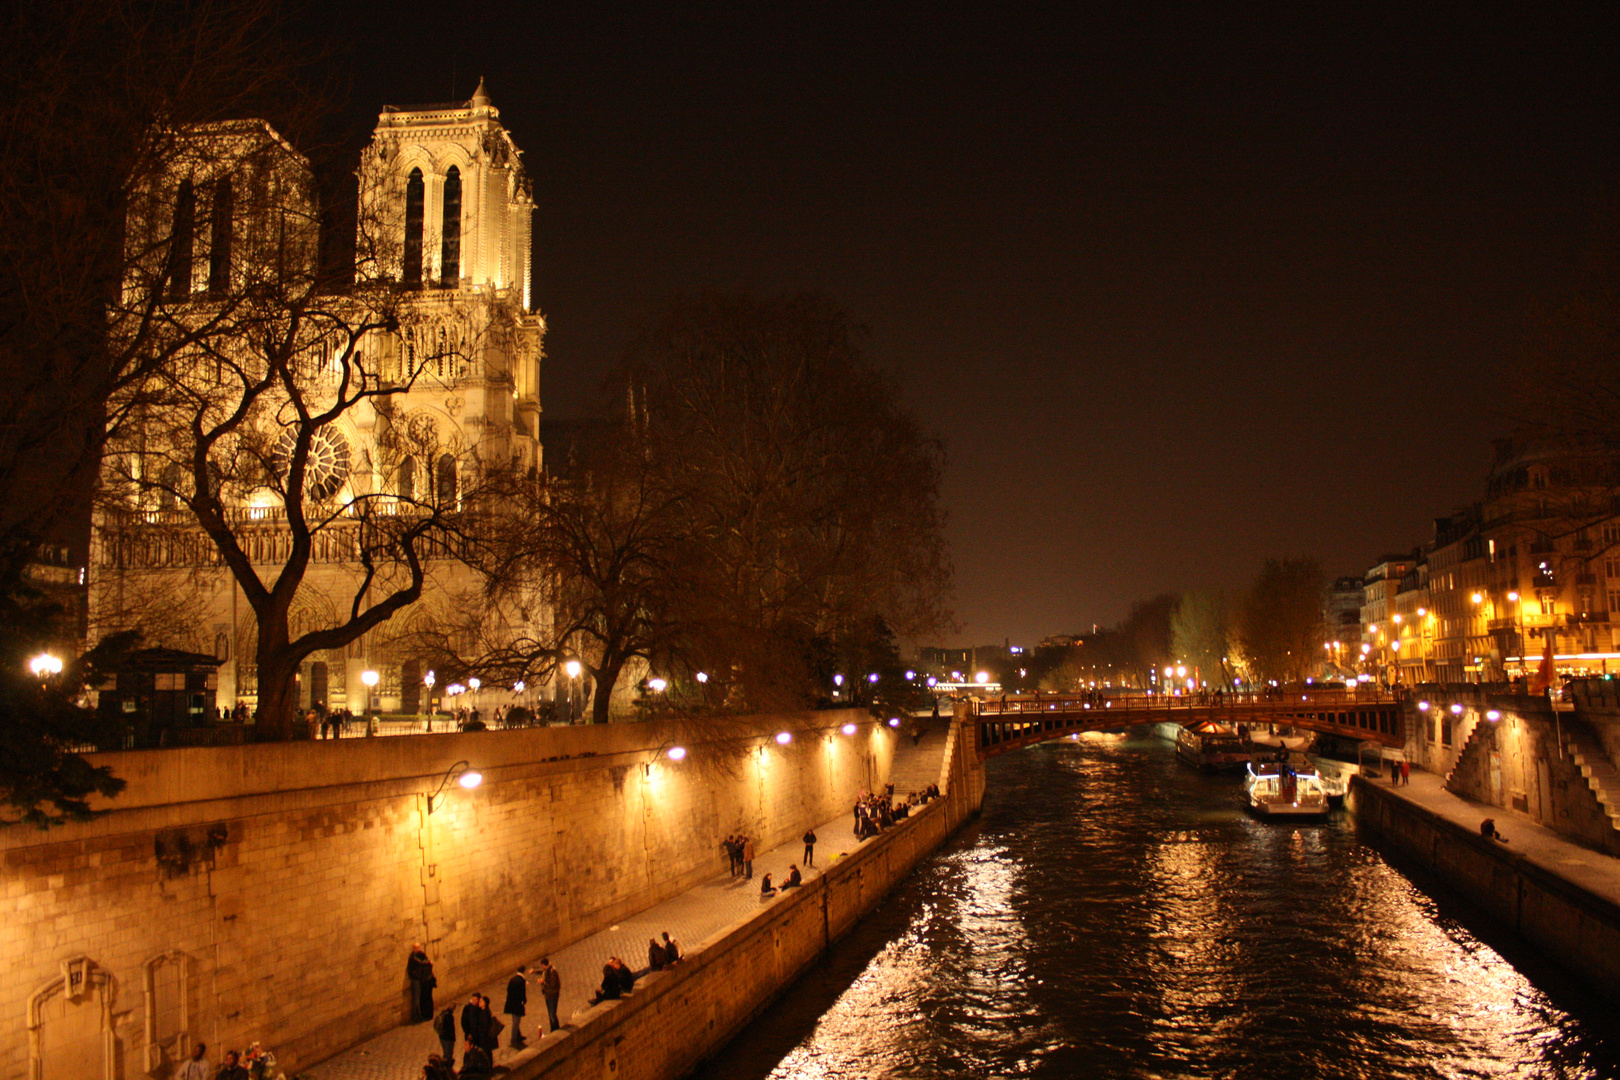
[320,1,1617,646]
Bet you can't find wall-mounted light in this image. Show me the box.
[841,722,857,735]
[1418,701,1431,711]
[775,731,792,745]
[1485,710,1501,721]
[427,760,482,813]
[1449,703,1464,715]
[887,717,900,728]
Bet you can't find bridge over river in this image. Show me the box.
[969,688,1406,759]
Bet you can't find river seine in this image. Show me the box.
[694,731,1620,1079]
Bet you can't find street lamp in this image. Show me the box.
[648,677,668,693]
[427,759,482,813]
[28,653,63,679]
[564,659,582,721]
[361,669,379,719]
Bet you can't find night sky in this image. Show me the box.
[322,2,1617,645]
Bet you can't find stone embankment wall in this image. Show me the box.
[1350,776,1620,1004]
[0,711,899,1080]
[502,712,984,1080]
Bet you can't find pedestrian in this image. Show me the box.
[177,1043,210,1080]
[432,1005,458,1065]
[504,966,530,1049]
[1401,759,1411,785]
[661,931,680,965]
[479,994,501,1052]
[407,942,436,1023]
[723,835,739,876]
[461,992,489,1052]
[742,835,755,880]
[802,828,817,867]
[538,957,562,1032]
[215,1050,249,1080]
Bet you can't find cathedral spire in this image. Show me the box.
[470,76,491,109]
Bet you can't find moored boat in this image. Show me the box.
[1242,759,1330,819]
[1176,720,1251,772]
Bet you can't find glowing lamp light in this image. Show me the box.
[459,769,483,790]
[841,722,857,735]
[361,669,379,689]
[1485,710,1501,722]
[424,670,436,688]
[904,670,916,680]
[775,731,793,745]
[1392,614,1402,624]
[1449,703,1464,715]
[833,674,845,687]
[975,671,990,684]
[1417,607,1428,616]
[1507,592,1519,602]
[28,653,63,678]
[887,717,901,728]
[1418,700,1431,711]
[952,671,962,681]
[469,677,481,691]
[1163,666,1174,678]
[1471,592,1484,604]
[564,659,582,680]
[666,746,687,761]
[1360,644,1371,655]
[926,676,937,687]
[648,677,668,693]
[1175,665,1187,678]
[513,681,526,693]
[447,683,465,696]
[867,672,879,684]
[696,671,709,684]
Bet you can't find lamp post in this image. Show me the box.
[564,659,582,722]
[28,653,63,681]
[426,760,483,814]
[423,670,437,731]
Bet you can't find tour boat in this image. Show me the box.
[1175,720,1251,772]
[1241,759,1330,819]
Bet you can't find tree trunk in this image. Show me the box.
[255,639,304,739]
[591,657,626,724]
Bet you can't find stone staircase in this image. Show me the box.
[888,713,953,796]
[1563,719,1620,830]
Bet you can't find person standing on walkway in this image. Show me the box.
[504,966,531,1049]
[538,958,562,1032]
[407,942,436,1023]
[803,828,817,867]
[177,1043,210,1080]
[433,1005,458,1065]
[461,992,489,1052]
[742,835,756,880]
[1401,759,1411,785]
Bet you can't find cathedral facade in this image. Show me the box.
[91,81,546,718]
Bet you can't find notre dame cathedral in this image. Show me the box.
[91,80,547,718]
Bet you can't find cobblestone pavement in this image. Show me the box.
[300,807,866,1080]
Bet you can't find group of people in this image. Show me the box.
[722,834,757,879]
[759,864,803,897]
[852,783,939,839]
[410,944,563,1077]
[174,1042,272,1080]
[589,931,681,1005]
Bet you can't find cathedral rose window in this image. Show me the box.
[274,427,351,501]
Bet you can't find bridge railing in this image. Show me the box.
[972,688,1403,716]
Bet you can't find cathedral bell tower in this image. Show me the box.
[357,76,535,308]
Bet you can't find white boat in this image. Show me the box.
[1242,759,1330,819]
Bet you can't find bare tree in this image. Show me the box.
[1237,558,1325,685]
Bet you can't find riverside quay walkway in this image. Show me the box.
[301,806,863,1080]
[972,688,1407,758]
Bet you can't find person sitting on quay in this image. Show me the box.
[661,931,680,964]
[1481,818,1509,843]
[589,960,622,1005]
[613,955,637,995]
[781,865,803,889]
[421,1053,457,1080]
[760,872,777,897]
[649,937,668,971]
[459,1039,495,1079]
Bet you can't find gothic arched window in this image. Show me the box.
[157,462,185,511]
[166,179,196,300]
[402,168,425,286]
[207,178,232,294]
[436,454,457,506]
[440,166,461,285]
[398,456,416,501]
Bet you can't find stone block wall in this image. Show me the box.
[0,710,895,1080]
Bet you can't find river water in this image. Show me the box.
[693,731,1620,1079]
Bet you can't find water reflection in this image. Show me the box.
[695,735,1620,1079]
